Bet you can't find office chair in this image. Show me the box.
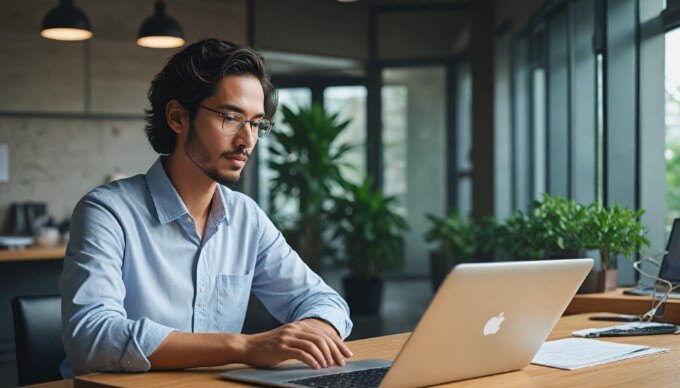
[11,295,65,386]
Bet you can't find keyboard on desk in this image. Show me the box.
[286,366,390,388]
[591,325,678,337]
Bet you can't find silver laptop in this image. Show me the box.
[221,259,593,387]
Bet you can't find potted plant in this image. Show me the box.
[424,208,477,292]
[330,180,409,315]
[496,210,545,260]
[530,194,587,259]
[267,104,357,270]
[474,216,506,261]
[579,202,651,293]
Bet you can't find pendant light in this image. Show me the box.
[137,1,185,49]
[40,0,92,41]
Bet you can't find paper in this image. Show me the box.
[531,338,668,370]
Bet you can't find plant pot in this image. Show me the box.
[577,269,618,294]
[430,251,455,293]
[343,276,384,316]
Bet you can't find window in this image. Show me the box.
[381,66,447,274]
[258,87,312,215]
[666,28,680,226]
[323,86,367,187]
[596,53,605,203]
[532,67,547,198]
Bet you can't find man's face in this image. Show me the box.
[184,75,265,185]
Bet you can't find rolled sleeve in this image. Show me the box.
[120,318,176,371]
[250,206,353,339]
[298,305,354,340]
[60,193,175,376]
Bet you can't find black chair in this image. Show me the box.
[11,295,65,386]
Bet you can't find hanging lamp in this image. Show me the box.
[40,0,92,41]
[137,1,185,49]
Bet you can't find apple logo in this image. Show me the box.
[483,312,506,336]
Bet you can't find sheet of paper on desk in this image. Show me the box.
[531,338,668,370]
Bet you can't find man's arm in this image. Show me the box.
[148,320,353,370]
[230,205,355,368]
[250,207,353,339]
[60,193,176,376]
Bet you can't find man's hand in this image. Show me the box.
[241,320,353,370]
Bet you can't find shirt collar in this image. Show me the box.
[210,185,229,226]
[146,157,230,226]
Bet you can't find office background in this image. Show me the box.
[1,0,680,386]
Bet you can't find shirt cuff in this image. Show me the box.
[298,307,353,340]
[120,318,177,372]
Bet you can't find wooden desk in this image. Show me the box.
[566,288,680,323]
[0,245,66,263]
[68,313,679,387]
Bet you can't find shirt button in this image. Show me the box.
[185,216,193,223]
[199,287,204,293]
[124,360,132,366]
[198,302,204,308]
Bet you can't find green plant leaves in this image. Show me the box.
[423,194,651,267]
[329,180,409,278]
[423,208,477,263]
[579,201,650,270]
[267,103,358,269]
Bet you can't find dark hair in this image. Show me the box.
[144,38,277,154]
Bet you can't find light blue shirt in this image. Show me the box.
[59,157,352,377]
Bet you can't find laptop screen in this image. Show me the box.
[659,218,680,284]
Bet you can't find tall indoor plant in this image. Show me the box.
[330,180,409,315]
[267,104,356,269]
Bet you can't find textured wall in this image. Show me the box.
[0,118,156,224]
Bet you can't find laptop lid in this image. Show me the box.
[379,258,593,388]
[659,218,680,284]
[221,259,593,388]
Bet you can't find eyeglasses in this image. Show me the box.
[632,251,679,322]
[199,105,274,139]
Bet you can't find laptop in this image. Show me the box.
[624,218,680,299]
[221,258,593,388]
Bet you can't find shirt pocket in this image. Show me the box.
[215,273,254,333]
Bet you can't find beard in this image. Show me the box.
[184,121,248,186]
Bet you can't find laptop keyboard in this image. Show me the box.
[286,367,390,387]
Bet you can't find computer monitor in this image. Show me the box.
[659,218,680,284]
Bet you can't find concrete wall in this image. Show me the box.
[378,9,467,60]
[254,0,368,60]
[0,0,247,228]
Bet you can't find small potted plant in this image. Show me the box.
[531,194,587,259]
[579,202,651,293]
[330,180,409,315]
[424,209,477,292]
[496,210,545,260]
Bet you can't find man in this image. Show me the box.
[59,39,353,377]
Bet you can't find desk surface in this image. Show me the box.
[64,313,679,388]
[0,245,66,262]
[567,288,680,322]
